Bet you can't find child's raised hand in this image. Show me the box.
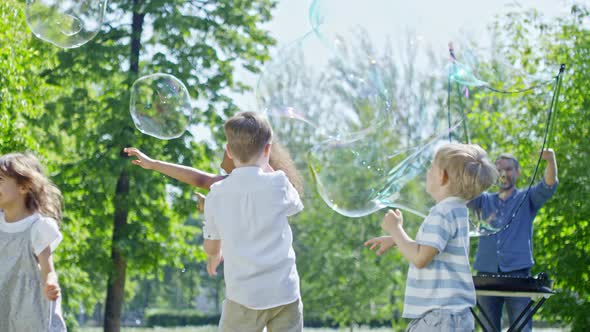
[207,254,223,277]
[364,236,396,256]
[44,281,61,301]
[381,209,403,234]
[124,147,155,170]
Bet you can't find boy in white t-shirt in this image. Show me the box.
[203,111,304,332]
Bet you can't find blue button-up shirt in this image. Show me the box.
[469,179,557,273]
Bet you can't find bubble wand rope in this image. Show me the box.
[447,42,471,143]
[482,64,565,237]
[447,42,456,142]
[546,64,566,146]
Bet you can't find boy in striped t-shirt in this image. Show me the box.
[366,143,498,331]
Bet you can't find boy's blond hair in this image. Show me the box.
[434,143,498,200]
[224,111,273,163]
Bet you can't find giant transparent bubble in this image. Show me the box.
[256,33,393,154]
[308,127,466,218]
[26,0,107,48]
[456,80,560,237]
[257,32,469,219]
[130,73,193,140]
[445,18,562,236]
[257,0,563,236]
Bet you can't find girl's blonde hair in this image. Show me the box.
[269,142,304,197]
[0,152,63,223]
[434,143,498,200]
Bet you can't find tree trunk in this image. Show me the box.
[103,3,144,330]
[103,170,130,332]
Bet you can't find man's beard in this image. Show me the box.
[498,179,515,191]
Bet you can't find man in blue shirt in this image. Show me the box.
[469,149,558,332]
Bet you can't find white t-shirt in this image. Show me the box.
[204,167,304,310]
[0,211,63,255]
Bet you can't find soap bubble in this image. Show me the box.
[26,0,107,48]
[256,0,562,238]
[130,73,193,140]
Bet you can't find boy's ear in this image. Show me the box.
[263,143,272,156]
[221,149,235,174]
[441,169,449,185]
[225,144,233,160]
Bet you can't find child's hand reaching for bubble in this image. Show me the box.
[381,209,404,235]
[364,236,397,256]
[124,147,155,170]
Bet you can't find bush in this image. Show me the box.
[144,309,393,328]
[145,309,220,327]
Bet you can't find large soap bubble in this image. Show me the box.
[308,127,463,218]
[25,0,107,48]
[257,0,478,219]
[130,73,193,140]
[256,33,392,153]
[442,8,563,237]
[257,0,563,237]
[460,81,560,237]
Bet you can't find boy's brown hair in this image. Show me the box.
[434,143,498,200]
[224,111,273,164]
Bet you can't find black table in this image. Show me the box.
[471,288,555,332]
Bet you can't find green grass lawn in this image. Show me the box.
[80,326,566,332]
[80,327,393,332]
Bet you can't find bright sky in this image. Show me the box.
[193,0,571,146]
[232,0,571,111]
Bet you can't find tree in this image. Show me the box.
[467,4,590,330]
[529,4,590,330]
[0,0,56,153]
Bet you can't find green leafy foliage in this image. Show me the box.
[0,0,57,153]
[467,4,590,330]
[1,1,588,330]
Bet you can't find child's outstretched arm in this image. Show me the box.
[381,209,438,269]
[124,147,226,190]
[38,246,61,301]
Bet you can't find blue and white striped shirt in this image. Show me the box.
[403,197,475,318]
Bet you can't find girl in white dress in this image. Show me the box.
[0,152,67,332]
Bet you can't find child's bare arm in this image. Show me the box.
[387,229,438,268]
[381,209,438,268]
[124,147,225,189]
[38,246,61,301]
[204,239,222,276]
[204,239,221,256]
